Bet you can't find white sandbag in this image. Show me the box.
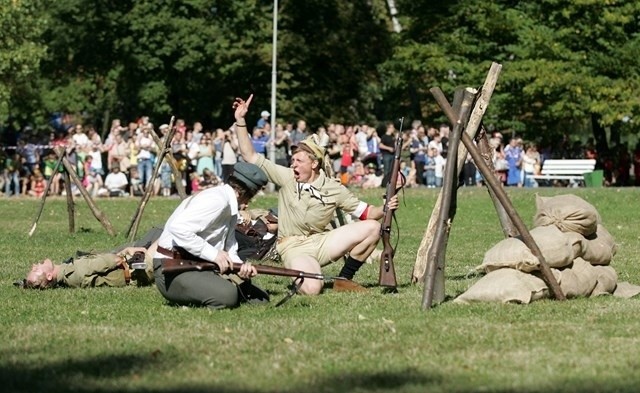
[478,225,578,273]
[590,265,618,296]
[533,194,600,237]
[454,268,550,304]
[582,224,617,266]
[557,258,598,298]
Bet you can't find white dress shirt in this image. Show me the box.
[155,184,242,263]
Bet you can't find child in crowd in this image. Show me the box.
[424,148,437,188]
[433,148,445,187]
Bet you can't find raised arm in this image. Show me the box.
[232,95,259,164]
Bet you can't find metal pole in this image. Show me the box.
[267,0,278,192]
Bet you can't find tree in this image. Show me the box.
[382,0,640,150]
[0,0,47,127]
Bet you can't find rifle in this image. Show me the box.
[161,258,343,282]
[162,258,346,307]
[378,117,405,289]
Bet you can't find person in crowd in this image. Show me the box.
[504,137,524,187]
[271,124,290,167]
[433,147,446,187]
[82,155,103,197]
[409,130,426,186]
[289,119,308,147]
[103,165,129,197]
[251,127,269,156]
[424,148,437,188]
[232,94,399,295]
[27,168,47,198]
[212,128,225,179]
[379,122,397,188]
[135,125,155,190]
[153,161,269,310]
[257,110,270,129]
[361,163,383,189]
[521,142,541,188]
[220,128,239,183]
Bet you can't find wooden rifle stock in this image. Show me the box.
[378,125,403,288]
[162,259,338,281]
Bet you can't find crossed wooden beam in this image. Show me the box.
[418,62,565,310]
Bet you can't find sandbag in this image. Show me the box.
[478,225,580,273]
[556,258,598,298]
[533,194,599,237]
[454,268,550,304]
[582,224,617,266]
[590,265,618,296]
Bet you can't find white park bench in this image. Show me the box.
[532,159,597,186]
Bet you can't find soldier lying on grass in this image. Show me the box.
[18,246,150,289]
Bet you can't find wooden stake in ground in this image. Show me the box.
[412,62,504,284]
[127,117,176,241]
[422,88,475,310]
[28,147,66,237]
[63,168,75,234]
[57,153,116,237]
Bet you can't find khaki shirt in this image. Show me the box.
[57,253,127,288]
[255,154,365,238]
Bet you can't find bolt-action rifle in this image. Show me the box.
[161,258,343,282]
[162,258,346,306]
[379,117,405,289]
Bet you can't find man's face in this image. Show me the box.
[26,259,55,287]
[290,151,315,183]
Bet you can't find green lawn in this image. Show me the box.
[1,187,639,393]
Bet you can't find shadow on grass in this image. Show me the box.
[0,357,437,393]
[1,354,639,393]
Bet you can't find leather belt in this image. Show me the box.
[157,245,206,262]
[156,246,175,258]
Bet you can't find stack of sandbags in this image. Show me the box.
[455,194,639,304]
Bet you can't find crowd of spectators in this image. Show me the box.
[1,114,639,198]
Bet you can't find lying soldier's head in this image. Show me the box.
[20,259,57,289]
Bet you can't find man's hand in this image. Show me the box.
[214,250,234,273]
[237,262,257,279]
[387,194,399,211]
[233,94,254,122]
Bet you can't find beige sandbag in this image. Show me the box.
[591,265,618,296]
[557,258,598,298]
[478,237,539,273]
[478,225,578,273]
[613,282,640,298]
[533,194,600,237]
[583,224,617,265]
[454,268,550,304]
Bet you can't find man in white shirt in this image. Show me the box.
[153,162,269,310]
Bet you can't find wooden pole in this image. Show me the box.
[422,88,475,309]
[430,92,565,301]
[126,117,176,241]
[28,147,66,237]
[57,152,116,237]
[63,171,75,234]
[148,124,187,200]
[412,62,504,283]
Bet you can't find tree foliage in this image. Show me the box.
[2,0,640,148]
[0,0,47,126]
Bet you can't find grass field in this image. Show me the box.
[1,187,639,393]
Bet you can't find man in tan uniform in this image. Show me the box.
[231,95,399,295]
[22,246,147,289]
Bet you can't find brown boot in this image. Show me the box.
[333,279,368,292]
